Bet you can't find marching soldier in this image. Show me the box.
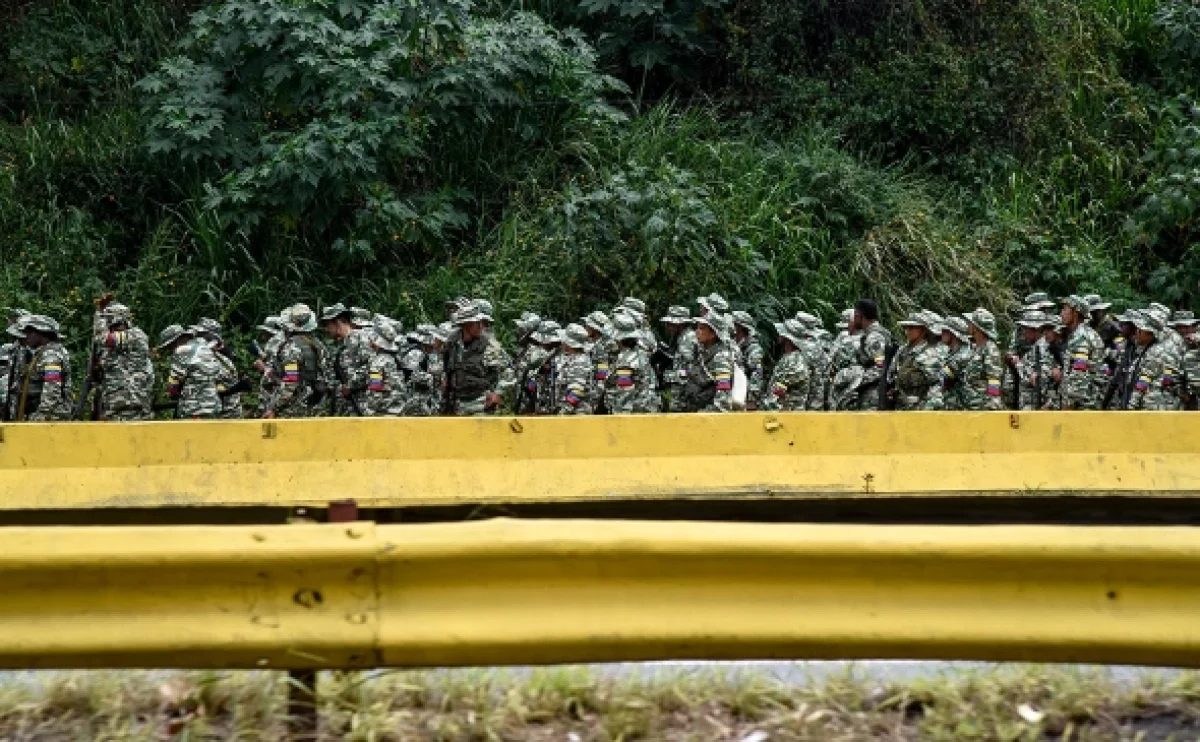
[931,316,972,410]
[676,312,736,412]
[890,311,943,410]
[658,305,695,412]
[443,301,511,416]
[1058,295,1106,410]
[1125,312,1183,411]
[14,315,73,422]
[606,313,659,414]
[263,304,330,419]
[157,325,222,420]
[731,311,764,410]
[961,309,1004,411]
[851,299,893,411]
[762,319,811,411]
[556,324,595,415]
[362,319,407,416]
[1172,310,1200,410]
[321,303,371,416]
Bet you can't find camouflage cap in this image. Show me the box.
[350,307,373,328]
[103,303,133,327]
[731,310,756,333]
[371,317,399,352]
[155,323,191,350]
[1084,294,1112,311]
[774,318,805,346]
[618,297,646,315]
[611,312,641,341]
[1061,295,1091,315]
[941,316,970,342]
[514,311,542,338]
[696,311,732,340]
[660,305,692,324]
[21,314,60,337]
[319,302,351,322]
[451,301,486,326]
[794,311,820,331]
[474,299,494,320]
[283,304,318,333]
[1170,309,1198,327]
[257,315,283,334]
[1022,292,1056,310]
[196,317,222,337]
[533,320,563,345]
[584,310,611,333]
[562,323,590,350]
[964,308,998,340]
[697,293,730,315]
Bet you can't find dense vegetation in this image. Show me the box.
[3,0,1200,344]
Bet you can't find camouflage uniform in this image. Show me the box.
[931,317,972,411]
[322,304,373,417]
[607,314,659,414]
[1146,304,1186,409]
[159,326,222,419]
[509,313,545,414]
[853,321,893,411]
[15,316,73,422]
[659,306,696,413]
[192,320,243,420]
[732,311,764,409]
[1060,296,1106,410]
[363,321,407,416]
[265,305,330,419]
[762,319,811,411]
[1012,311,1054,411]
[893,311,943,411]
[584,311,618,411]
[824,309,858,410]
[92,304,155,421]
[1004,292,1056,407]
[794,313,829,410]
[555,324,595,415]
[1126,314,1183,411]
[254,316,284,416]
[1171,311,1200,409]
[960,309,1004,411]
[677,313,736,413]
[399,325,437,416]
[445,302,512,416]
[530,322,564,415]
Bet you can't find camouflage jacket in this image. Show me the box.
[854,323,893,411]
[166,337,222,419]
[93,318,155,420]
[19,343,73,421]
[1125,341,1182,411]
[798,337,829,411]
[762,349,810,411]
[958,339,1004,411]
[1183,337,1200,408]
[555,351,595,415]
[363,351,407,416]
[332,329,372,416]
[607,346,659,414]
[738,335,765,406]
[824,331,859,409]
[265,334,329,418]
[1014,338,1054,411]
[678,340,736,412]
[1062,323,1105,410]
[892,340,942,410]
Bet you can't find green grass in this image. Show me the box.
[2,665,1198,741]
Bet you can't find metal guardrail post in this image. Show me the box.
[286,499,358,742]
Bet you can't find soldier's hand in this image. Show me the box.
[1006,353,1019,367]
[1051,368,1063,383]
[484,392,502,410]
[253,359,266,373]
[262,409,276,419]
[1030,373,1039,387]
[94,292,116,309]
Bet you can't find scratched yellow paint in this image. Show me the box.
[1,412,1198,509]
[1,519,1199,669]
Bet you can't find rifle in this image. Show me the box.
[876,341,899,410]
[1032,344,1043,411]
[74,327,101,420]
[650,342,675,391]
[1101,340,1134,410]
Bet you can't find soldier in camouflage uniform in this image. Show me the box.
[1057,295,1106,410]
[851,299,893,411]
[891,311,944,410]
[606,313,659,414]
[399,324,436,416]
[762,319,811,411]
[1171,310,1200,410]
[512,315,550,415]
[930,317,972,410]
[1125,312,1184,411]
[732,311,764,410]
[1086,295,1120,349]
[555,324,595,415]
[91,302,154,421]
[529,321,564,415]
[959,309,1005,411]
[157,325,222,419]
[0,310,29,421]
[1003,292,1056,408]
[1099,312,1136,409]
[13,315,73,422]
[194,318,243,419]
[658,306,696,413]
[1010,311,1055,410]
[676,312,736,413]
[825,308,858,410]
[321,303,372,416]
[583,311,617,412]
[444,301,512,416]
[793,313,829,411]
[263,304,330,419]
[362,319,406,416]
[1146,303,1186,408]
[615,298,656,354]
[253,315,284,417]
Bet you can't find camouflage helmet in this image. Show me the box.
[794,311,820,331]
[963,308,998,341]
[283,304,318,333]
[155,323,191,350]
[660,305,691,325]
[774,318,805,346]
[731,310,756,333]
[611,312,641,342]
[697,293,730,315]
[562,323,590,350]
[21,314,60,338]
[319,302,351,322]
[103,303,133,328]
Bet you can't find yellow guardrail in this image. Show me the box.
[0,412,1198,510]
[3,518,1199,669]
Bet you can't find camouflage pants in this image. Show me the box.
[104,407,152,422]
[455,395,496,417]
[855,383,882,411]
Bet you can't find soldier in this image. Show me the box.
[321,303,371,416]
[1125,312,1183,411]
[891,311,943,410]
[1008,310,1048,411]
[13,315,73,422]
[794,313,829,410]
[762,319,811,411]
[1003,292,1056,408]
[583,311,617,412]
[1171,311,1200,410]
[658,306,696,413]
[676,312,737,413]
[1040,318,1067,410]
[512,314,548,415]
[475,299,496,338]
[615,298,656,354]
[931,316,972,411]
[731,311,764,410]
[157,325,222,420]
[530,320,564,415]
[253,315,284,417]
[851,299,893,411]
[824,308,858,410]
[1086,295,1120,349]
[606,313,659,414]
[1057,295,1106,410]
[362,319,406,416]
[399,324,434,416]
[90,302,154,421]
[0,310,29,421]
[194,318,243,419]
[1100,311,1137,409]
[443,301,511,416]
[263,304,330,419]
[959,309,1004,411]
[555,324,595,415]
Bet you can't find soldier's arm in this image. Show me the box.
[30,352,67,419]
[710,350,735,412]
[859,332,887,388]
[265,346,302,413]
[165,349,189,400]
[1128,353,1160,410]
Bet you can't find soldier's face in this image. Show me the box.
[903,326,923,343]
[1061,306,1076,325]
[1180,324,1197,340]
[461,321,482,342]
[1022,327,1041,344]
[851,311,864,331]
[695,324,715,345]
[1136,329,1155,346]
[941,330,957,347]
